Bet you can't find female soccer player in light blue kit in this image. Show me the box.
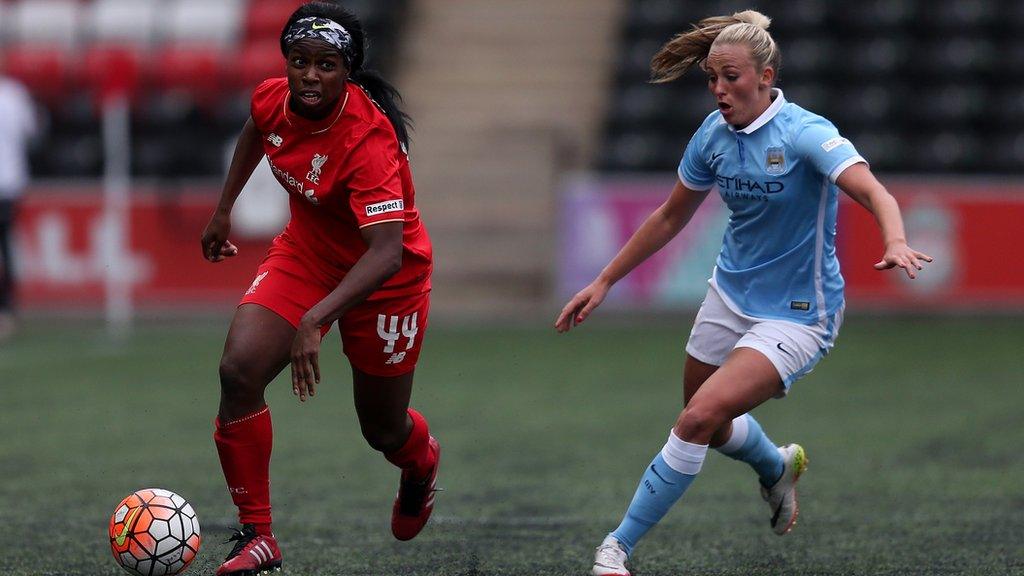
[555,10,932,576]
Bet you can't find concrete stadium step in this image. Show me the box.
[397,0,623,317]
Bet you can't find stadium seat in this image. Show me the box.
[153,45,230,102]
[912,37,995,77]
[244,0,306,43]
[237,39,284,91]
[7,0,82,49]
[918,0,997,30]
[830,0,915,31]
[83,45,143,101]
[781,37,838,79]
[778,84,828,116]
[843,130,902,172]
[12,0,410,178]
[764,0,827,35]
[166,0,245,48]
[0,46,74,103]
[1000,39,1024,80]
[36,133,104,177]
[995,86,1024,128]
[819,84,895,131]
[987,134,1024,172]
[617,38,665,83]
[842,38,909,78]
[88,0,160,47]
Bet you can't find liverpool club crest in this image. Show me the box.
[307,154,329,185]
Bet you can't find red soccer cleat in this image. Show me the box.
[391,435,441,541]
[215,525,282,576]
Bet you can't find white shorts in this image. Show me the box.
[684,281,844,395]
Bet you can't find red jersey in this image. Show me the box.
[250,78,431,299]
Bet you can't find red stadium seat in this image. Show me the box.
[0,47,75,104]
[82,46,143,102]
[153,45,232,102]
[245,0,307,42]
[238,40,286,91]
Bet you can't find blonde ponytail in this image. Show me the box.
[650,9,780,84]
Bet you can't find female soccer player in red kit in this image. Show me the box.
[200,3,439,574]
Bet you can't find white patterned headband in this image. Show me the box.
[283,17,356,69]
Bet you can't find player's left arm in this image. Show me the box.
[290,221,403,402]
[836,163,933,279]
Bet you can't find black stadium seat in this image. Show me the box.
[599,0,1017,174]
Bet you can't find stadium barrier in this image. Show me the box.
[558,176,1024,313]
[12,178,1024,314]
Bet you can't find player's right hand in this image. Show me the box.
[201,212,239,262]
[555,280,610,333]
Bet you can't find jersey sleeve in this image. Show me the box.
[677,121,715,191]
[795,119,867,183]
[341,126,405,228]
[249,78,281,134]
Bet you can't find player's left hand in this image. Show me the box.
[874,240,933,279]
[291,318,322,402]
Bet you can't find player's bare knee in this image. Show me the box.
[361,425,407,453]
[675,404,726,443]
[218,355,261,404]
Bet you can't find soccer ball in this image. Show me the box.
[109,488,201,576]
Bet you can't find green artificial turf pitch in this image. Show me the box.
[1,317,1022,575]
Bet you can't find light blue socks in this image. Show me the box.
[716,413,784,487]
[609,432,708,556]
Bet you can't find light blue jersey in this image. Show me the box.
[678,89,865,325]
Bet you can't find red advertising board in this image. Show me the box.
[840,182,1024,311]
[13,180,1024,313]
[15,187,273,310]
[559,177,1024,313]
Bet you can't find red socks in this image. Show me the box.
[385,408,435,479]
[214,406,273,536]
[215,406,432,533]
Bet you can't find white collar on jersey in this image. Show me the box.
[726,87,785,134]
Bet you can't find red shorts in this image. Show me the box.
[239,254,430,377]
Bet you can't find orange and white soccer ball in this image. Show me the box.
[109,488,201,576]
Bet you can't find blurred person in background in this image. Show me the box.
[0,73,38,340]
[200,2,438,575]
[556,10,932,576]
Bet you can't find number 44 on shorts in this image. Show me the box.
[377,312,418,365]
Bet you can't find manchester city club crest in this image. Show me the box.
[765,146,786,175]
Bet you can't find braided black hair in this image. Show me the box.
[281,1,412,150]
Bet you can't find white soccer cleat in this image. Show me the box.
[592,535,630,576]
[761,443,809,535]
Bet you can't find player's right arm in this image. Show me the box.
[555,180,709,332]
[201,117,265,262]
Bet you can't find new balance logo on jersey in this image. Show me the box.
[245,271,269,295]
[307,154,329,185]
[377,312,419,353]
[385,352,407,365]
[267,133,283,147]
